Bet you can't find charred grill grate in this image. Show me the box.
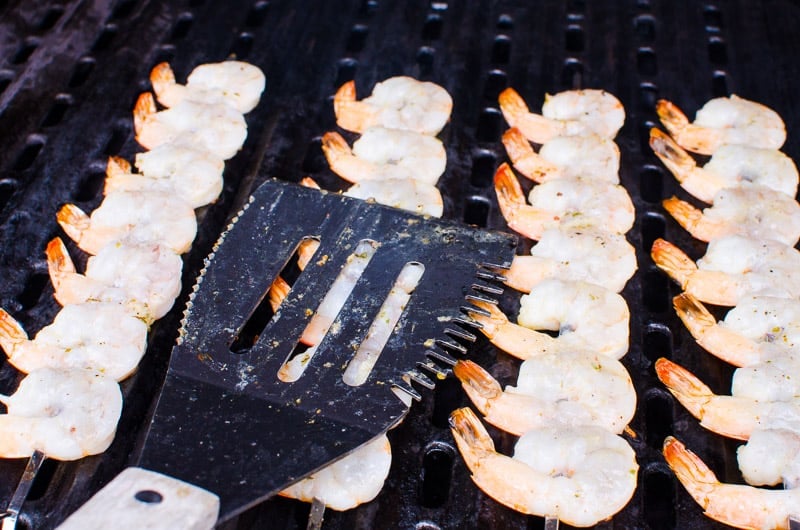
[0,0,799,528]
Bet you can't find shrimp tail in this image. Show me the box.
[499,88,560,144]
[673,293,715,340]
[133,92,157,137]
[654,357,711,419]
[453,360,503,407]
[495,163,544,239]
[268,276,291,313]
[106,155,132,178]
[655,100,690,138]
[149,62,177,105]
[656,100,723,155]
[333,81,367,133]
[498,88,530,126]
[662,196,710,241]
[56,204,91,248]
[45,236,77,287]
[449,407,496,467]
[662,436,718,508]
[0,308,29,356]
[650,238,696,287]
[649,128,696,183]
[502,128,559,183]
[321,131,364,183]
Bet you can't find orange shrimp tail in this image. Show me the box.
[494,162,526,216]
[296,239,320,269]
[498,87,530,124]
[654,358,709,419]
[45,237,76,276]
[452,360,502,400]
[0,308,28,351]
[299,177,321,190]
[662,196,706,239]
[673,293,715,340]
[650,238,696,286]
[662,436,718,505]
[649,128,695,183]
[268,276,291,313]
[149,62,176,95]
[321,131,351,166]
[106,156,132,178]
[655,99,690,137]
[449,407,496,454]
[333,81,358,131]
[502,127,546,180]
[133,92,157,135]
[56,203,90,237]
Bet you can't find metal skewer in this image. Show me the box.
[544,515,559,530]
[1,450,46,530]
[306,497,326,530]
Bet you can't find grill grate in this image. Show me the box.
[0,0,799,528]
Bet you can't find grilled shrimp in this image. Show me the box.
[649,128,798,203]
[663,185,800,245]
[0,367,122,460]
[656,95,786,155]
[344,178,443,217]
[104,152,225,209]
[466,280,629,360]
[504,228,637,294]
[651,236,800,306]
[450,407,638,527]
[664,436,800,530]
[150,61,265,113]
[454,355,636,436]
[495,163,634,240]
[322,128,446,185]
[57,190,197,255]
[499,87,625,143]
[333,77,453,135]
[133,92,247,160]
[279,434,391,511]
[0,303,148,381]
[502,127,620,184]
[46,236,183,324]
[672,292,800,367]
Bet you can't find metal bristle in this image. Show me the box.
[407,369,436,390]
[479,261,511,271]
[393,380,423,402]
[445,326,477,342]
[471,282,504,295]
[454,314,483,329]
[426,349,457,366]
[465,293,499,305]
[417,360,449,379]
[435,338,467,354]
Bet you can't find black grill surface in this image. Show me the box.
[0,1,799,528]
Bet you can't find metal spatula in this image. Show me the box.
[57,179,517,528]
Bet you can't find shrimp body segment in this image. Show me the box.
[0,367,123,460]
[322,128,446,185]
[499,87,625,143]
[344,177,443,217]
[0,303,148,381]
[663,186,800,245]
[57,190,197,255]
[333,77,453,135]
[46,236,183,324]
[450,407,638,527]
[134,92,248,160]
[504,228,637,294]
[468,279,630,360]
[657,95,786,155]
[664,436,800,530]
[150,61,265,113]
[495,163,634,240]
[454,355,636,436]
[502,127,620,184]
[650,128,798,203]
[279,434,391,511]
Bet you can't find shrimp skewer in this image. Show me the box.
[656,96,786,155]
[333,77,453,135]
[466,280,630,360]
[450,407,638,527]
[454,356,636,436]
[495,163,634,240]
[662,186,800,245]
[663,436,800,530]
[499,87,625,143]
[503,228,637,294]
[502,127,620,184]
[651,237,800,306]
[649,128,798,203]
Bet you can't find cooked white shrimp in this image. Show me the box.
[0,303,147,381]
[665,436,800,530]
[503,228,637,294]
[450,407,637,527]
[279,433,391,511]
[466,280,629,360]
[133,92,247,160]
[655,358,800,441]
[150,61,265,113]
[322,128,446,185]
[0,367,122,460]
[57,190,197,255]
[737,428,800,487]
[46,236,183,324]
[502,127,620,184]
[495,163,634,240]
[102,145,225,209]
[732,355,800,404]
[656,96,786,155]
[499,87,625,144]
[649,128,798,203]
[344,178,443,217]
[652,236,800,306]
[333,77,453,135]
[453,355,635,436]
[672,292,800,367]
[663,186,800,245]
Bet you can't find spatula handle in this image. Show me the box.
[56,467,219,530]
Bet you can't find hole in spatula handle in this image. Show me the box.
[134,490,163,504]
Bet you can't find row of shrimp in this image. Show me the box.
[448,86,640,527]
[0,59,264,474]
[275,77,454,513]
[649,94,800,528]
